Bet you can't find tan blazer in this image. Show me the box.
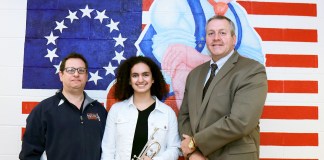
[178,51,268,160]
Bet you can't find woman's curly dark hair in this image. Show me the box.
[114,56,169,101]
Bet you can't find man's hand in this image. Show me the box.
[181,134,196,157]
[189,150,206,160]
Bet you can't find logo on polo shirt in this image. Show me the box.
[87,113,101,121]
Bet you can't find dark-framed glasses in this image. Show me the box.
[64,67,87,74]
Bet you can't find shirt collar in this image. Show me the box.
[126,95,167,114]
[210,50,234,70]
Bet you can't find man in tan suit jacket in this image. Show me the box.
[178,15,268,160]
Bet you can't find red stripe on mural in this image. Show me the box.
[22,102,39,114]
[266,54,318,68]
[261,159,318,160]
[21,128,25,140]
[21,103,320,120]
[237,1,317,16]
[261,132,318,146]
[268,80,318,93]
[262,106,318,119]
[21,129,319,146]
[255,28,317,42]
[22,102,105,114]
[142,0,153,11]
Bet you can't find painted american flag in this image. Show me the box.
[235,0,319,159]
[236,1,319,159]
[21,0,321,159]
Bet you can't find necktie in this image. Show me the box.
[203,63,218,99]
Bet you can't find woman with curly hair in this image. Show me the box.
[101,56,180,160]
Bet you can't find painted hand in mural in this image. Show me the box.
[162,44,209,107]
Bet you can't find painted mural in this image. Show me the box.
[0,0,321,159]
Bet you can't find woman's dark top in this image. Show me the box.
[131,102,156,159]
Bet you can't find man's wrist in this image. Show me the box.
[187,150,196,159]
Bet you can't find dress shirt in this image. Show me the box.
[204,50,234,85]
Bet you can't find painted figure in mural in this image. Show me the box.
[19,53,108,160]
[101,56,180,160]
[136,0,264,108]
[178,15,268,159]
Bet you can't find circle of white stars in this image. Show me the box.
[44,4,127,86]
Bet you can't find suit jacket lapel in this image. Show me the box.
[194,52,239,132]
[195,62,210,115]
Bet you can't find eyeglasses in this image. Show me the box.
[64,67,87,74]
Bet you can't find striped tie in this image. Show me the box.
[203,63,218,100]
